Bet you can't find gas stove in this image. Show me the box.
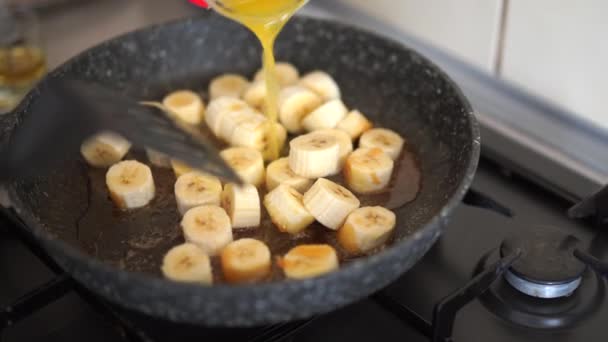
[0,1,605,340]
[1,158,606,342]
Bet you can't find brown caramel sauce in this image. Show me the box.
[75,126,421,283]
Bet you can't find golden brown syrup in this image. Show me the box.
[76,121,421,283]
[212,0,307,160]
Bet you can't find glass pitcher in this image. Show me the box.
[0,1,47,114]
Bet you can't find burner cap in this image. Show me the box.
[500,226,586,284]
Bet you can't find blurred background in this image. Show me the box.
[349,0,608,132]
[2,0,606,131]
[1,0,606,197]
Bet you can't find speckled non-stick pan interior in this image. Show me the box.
[3,13,479,325]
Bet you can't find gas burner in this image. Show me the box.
[500,225,586,298]
[475,249,605,329]
[503,269,581,299]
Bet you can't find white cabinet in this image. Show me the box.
[340,0,504,72]
[500,0,608,129]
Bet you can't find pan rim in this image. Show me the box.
[6,13,480,322]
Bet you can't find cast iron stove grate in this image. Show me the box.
[1,186,606,342]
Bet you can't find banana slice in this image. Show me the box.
[106,160,155,209]
[175,171,223,215]
[171,159,194,177]
[254,62,300,87]
[344,148,394,194]
[278,86,323,133]
[242,80,267,111]
[221,183,261,229]
[161,243,212,284]
[301,99,348,132]
[205,97,249,136]
[230,118,288,161]
[220,147,265,187]
[279,244,339,279]
[338,206,396,255]
[162,90,204,125]
[218,107,262,142]
[209,74,249,99]
[181,205,233,256]
[220,238,271,284]
[230,118,288,162]
[265,157,313,192]
[303,178,360,230]
[299,71,341,101]
[288,131,339,178]
[359,128,405,160]
[145,148,171,168]
[228,111,267,148]
[336,109,373,139]
[316,128,353,172]
[81,132,131,168]
[264,184,315,234]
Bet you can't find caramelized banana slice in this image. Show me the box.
[336,109,373,139]
[359,128,404,160]
[338,206,396,254]
[220,147,265,187]
[299,70,341,101]
[209,74,249,99]
[265,157,313,193]
[81,132,131,168]
[303,178,360,230]
[264,184,315,234]
[162,243,212,284]
[278,86,322,133]
[181,205,233,256]
[221,183,261,229]
[288,131,340,178]
[254,62,300,87]
[106,160,155,209]
[174,171,223,215]
[301,99,348,132]
[279,244,339,279]
[344,148,394,194]
[162,90,204,125]
[221,238,271,284]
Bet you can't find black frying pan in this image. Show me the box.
[0,13,479,326]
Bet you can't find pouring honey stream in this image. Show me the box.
[206,0,308,161]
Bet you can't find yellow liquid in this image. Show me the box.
[213,0,306,160]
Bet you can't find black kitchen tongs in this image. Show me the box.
[0,78,241,184]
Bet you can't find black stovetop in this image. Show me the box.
[1,158,606,342]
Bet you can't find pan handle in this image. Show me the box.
[462,189,513,217]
